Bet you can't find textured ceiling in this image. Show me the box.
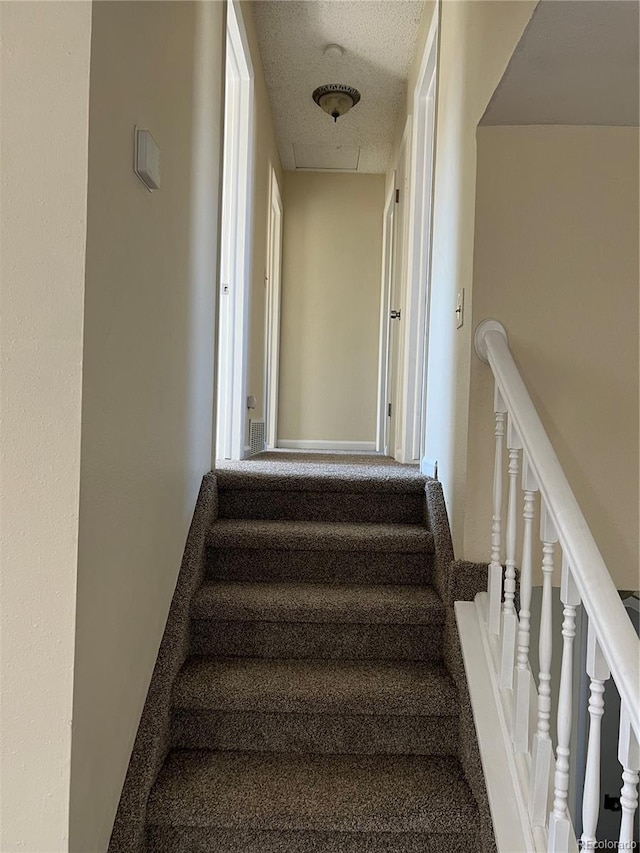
[253,1,426,173]
[482,0,639,126]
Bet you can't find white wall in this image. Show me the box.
[278,172,385,445]
[69,3,225,850]
[0,3,92,850]
[467,125,639,590]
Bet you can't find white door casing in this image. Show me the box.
[399,8,439,465]
[265,167,283,450]
[216,0,254,461]
[378,9,438,465]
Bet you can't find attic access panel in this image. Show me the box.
[293,143,361,171]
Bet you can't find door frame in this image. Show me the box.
[265,166,283,450]
[395,9,439,465]
[216,0,254,461]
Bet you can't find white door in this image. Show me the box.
[376,191,395,455]
[265,168,283,450]
[386,138,408,458]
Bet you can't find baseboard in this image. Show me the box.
[277,440,377,451]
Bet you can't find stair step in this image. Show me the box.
[146,751,479,834]
[218,487,425,524]
[171,657,458,755]
[215,466,428,494]
[207,519,433,552]
[171,709,459,756]
[146,827,479,852]
[191,582,444,657]
[206,520,434,585]
[191,581,445,624]
[172,657,457,716]
[190,620,442,660]
[208,549,432,585]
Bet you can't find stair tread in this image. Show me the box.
[191,581,445,624]
[215,465,428,493]
[207,519,433,552]
[146,827,479,853]
[173,657,457,716]
[147,751,477,833]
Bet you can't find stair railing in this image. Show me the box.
[473,319,639,852]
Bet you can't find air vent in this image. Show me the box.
[249,420,265,456]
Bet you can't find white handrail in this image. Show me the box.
[475,319,640,739]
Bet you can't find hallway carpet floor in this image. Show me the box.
[145,452,485,851]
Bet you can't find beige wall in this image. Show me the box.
[0,2,92,850]
[387,0,537,550]
[466,125,639,590]
[243,0,283,446]
[69,3,225,851]
[278,172,384,444]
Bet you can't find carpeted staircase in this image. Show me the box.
[144,454,486,852]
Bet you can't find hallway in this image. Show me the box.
[217,448,424,478]
[3,2,638,850]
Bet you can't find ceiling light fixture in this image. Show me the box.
[312,84,361,122]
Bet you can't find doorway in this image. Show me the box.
[265,167,283,450]
[216,0,254,461]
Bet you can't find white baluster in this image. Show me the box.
[581,622,610,848]
[488,386,506,636]
[548,556,580,851]
[513,457,538,753]
[529,503,557,826]
[500,418,521,688]
[618,701,639,849]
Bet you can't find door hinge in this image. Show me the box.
[395,188,400,204]
[388,403,392,417]
[390,309,401,320]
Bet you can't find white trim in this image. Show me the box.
[420,457,438,478]
[397,7,439,464]
[456,597,544,853]
[216,0,255,461]
[265,167,283,451]
[277,440,377,452]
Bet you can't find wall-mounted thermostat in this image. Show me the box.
[134,128,160,191]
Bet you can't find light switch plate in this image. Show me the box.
[456,289,465,329]
[134,128,160,191]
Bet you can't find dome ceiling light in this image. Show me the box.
[312,84,361,122]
